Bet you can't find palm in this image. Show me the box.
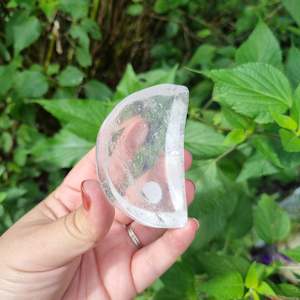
[0,136,197,300]
[63,220,140,300]
[60,143,195,299]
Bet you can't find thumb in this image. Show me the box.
[36,180,115,267]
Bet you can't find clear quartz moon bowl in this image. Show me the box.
[96,84,189,228]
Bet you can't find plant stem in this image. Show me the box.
[44,20,59,72]
[91,0,100,21]
[222,235,231,254]
[202,98,214,110]
[214,146,236,163]
[44,35,55,72]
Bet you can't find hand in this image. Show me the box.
[0,118,198,300]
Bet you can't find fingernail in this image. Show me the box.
[192,218,200,230]
[81,180,91,211]
[185,150,193,162]
[188,179,196,193]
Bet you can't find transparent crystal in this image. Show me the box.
[96,84,189,228]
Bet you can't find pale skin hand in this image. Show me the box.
[0,118,198,300]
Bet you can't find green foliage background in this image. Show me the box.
[1,0,300,299]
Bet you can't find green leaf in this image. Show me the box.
[113,65,177,101]
[189,80,213,106]
[59,0,88,20]
[283,246,300,262]
[13,16,42,55]
[188,44,216,69]
[81,19,101,40]
[282,0,300,27]
[235,7,257,34]
[199,272,244,300]
[252,136,283,168]
[279,128,300,152]
[271,112,298,131]
[196,253,250,277]
[0,41,11,62]
[254,194,291,244]
[185,120,229,159]
[9,0,36,10]
[39,0,59,19]
[70,24,89,49]
[226,193,253,238]
[189,160,239,217]
[245,262,262,289]
[113,64,143,100]
[257,281,276,296]
[197,28,211,38]
[75,46,92,68]
[260,134,300,169]
[84,80,112,101]
[235,21,282,67]
[16,124,42,147]
[277,283,300,297]
[15,70,48,98]
[291,84,300,126]
[224,129,246,145]
[165,22,179,38]
[46,63,60,76]
[222,107,253,130]
[237,152,278,181]
[53,87,77,99]
[57,66,84,87]
[188,160,245,249]
[126,4,143,16]
[35,99,113,142]
[0,115,12,130]
[5,186,27,201]
[188,160,244,249]
[206,63,292,123]
[0,192,6,203]
[0,65,15,96]
[286,46,300,88]
[138,66,178,86]
[154,0,188,14]
[13,147,28,167]
[5,10,27,46]
[154,262,196,300]
[32,129,93,168]
[191,208,227,249]
[1,132,13,153]
[249,290,260,300]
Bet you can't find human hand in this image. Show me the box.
[0,117,198,300]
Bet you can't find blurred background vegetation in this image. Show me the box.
[1,0,300,299]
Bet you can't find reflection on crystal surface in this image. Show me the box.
[96,84,189,228]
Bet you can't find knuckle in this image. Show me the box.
[63,210,97,245]
[165,230,187,254]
